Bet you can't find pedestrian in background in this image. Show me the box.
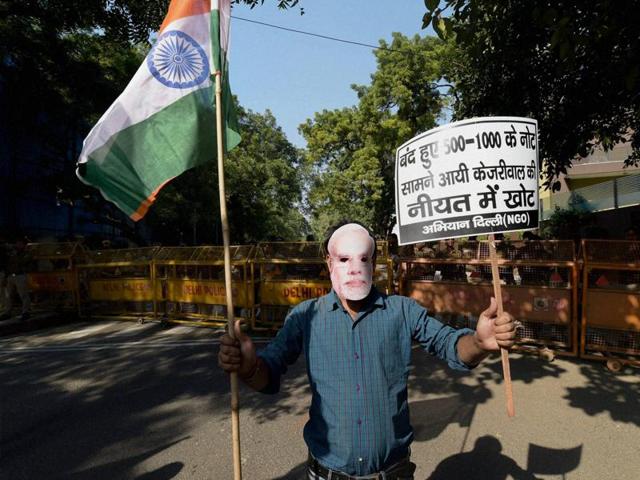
[0,236,8,317]
[1,238,33,320]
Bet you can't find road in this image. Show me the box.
[1,319,639,479]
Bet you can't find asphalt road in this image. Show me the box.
[1,320,638,480]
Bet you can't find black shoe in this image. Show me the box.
[21,313,30,321]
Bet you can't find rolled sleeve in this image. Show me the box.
[407,298,475,371]
[256,308,305,394]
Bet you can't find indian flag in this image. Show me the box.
[76,0,241,221]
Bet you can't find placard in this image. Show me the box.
[395,117,539,244]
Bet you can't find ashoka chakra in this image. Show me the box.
[147,30,209,89]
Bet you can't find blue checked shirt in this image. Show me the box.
[257,287,474,476]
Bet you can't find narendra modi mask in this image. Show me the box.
[327,223,375,301]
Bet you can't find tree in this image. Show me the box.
[539,194,594,241]
[1,5,148,239]
[422,1,640,191]
[300,33,448,238]
[1,0,304,242]
[144,106,307,244]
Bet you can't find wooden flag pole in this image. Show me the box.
[214,71,243,480]
[488,234,515,417]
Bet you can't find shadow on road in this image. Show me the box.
[0,320,636,480]
[0,322,217,479]
[62,440,186,479]
[135,462,184,480]
[425,436,539,480]
[563,361,640,426]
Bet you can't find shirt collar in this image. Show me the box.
[326,286,385,312]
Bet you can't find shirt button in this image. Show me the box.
[357,418,362,425]
[354,353,359,360]
[356,384,360,392]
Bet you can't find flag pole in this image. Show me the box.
[488,234,515,417]
[214,70,243,480]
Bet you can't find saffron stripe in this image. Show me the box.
[160,0,211,33]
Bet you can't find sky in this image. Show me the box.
[229,1,434,147]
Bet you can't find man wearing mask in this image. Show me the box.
[218,221,516,480]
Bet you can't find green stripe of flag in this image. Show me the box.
[82,85,240,218]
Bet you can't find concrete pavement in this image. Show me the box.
[0,319,638,479]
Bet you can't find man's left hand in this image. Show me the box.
[474,297,517,352]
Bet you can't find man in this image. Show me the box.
[0,236,8,317]
[218,221,516,479]
[2,238,33,320]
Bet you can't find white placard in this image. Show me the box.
[395,117,539,245]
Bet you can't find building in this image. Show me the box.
[540,139,640,237]
[0,78,142,246]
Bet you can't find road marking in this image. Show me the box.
[0,337,272,354]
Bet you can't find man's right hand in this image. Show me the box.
[218,320,257,378]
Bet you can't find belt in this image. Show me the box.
[307,455,412,480]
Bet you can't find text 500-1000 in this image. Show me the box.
[440,132,501,154]
[399,124,538,170]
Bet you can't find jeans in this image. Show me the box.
[306,454,415,480]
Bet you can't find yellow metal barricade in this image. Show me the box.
[580,240,640,370]
[253,241,392,330]
[26,242,85,313]
[253,242,328,330]
[400,240,578,358]
[154,245,254,327]
[374,240,394,295]
[77,247,159,321]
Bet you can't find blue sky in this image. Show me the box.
[230,1,434,147]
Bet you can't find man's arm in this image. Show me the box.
[238,356,270,392]
[456,334,490,367]
[457,297,517,366]
[218,309,305,393]
[218,321,269,392]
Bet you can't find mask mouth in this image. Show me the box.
[345,279,368,287]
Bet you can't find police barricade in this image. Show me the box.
[154,245,254,327]
[373,241,394,296]
[252,241,392,331]
[580,239,640,371]
[399,239,578,359]
[26,242,86,312]
[77,247,159,320]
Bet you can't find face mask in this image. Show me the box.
[327,225,374,301]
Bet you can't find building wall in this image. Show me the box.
[0,82,133,243]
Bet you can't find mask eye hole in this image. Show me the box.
[339,257,349,263]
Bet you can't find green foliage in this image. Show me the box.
[539,194,593,240]
[423,1,640,191]
[1,3,148,238]
[1,0,305,243]
[226,107,307,242]
[300,33,448,238]
[233,0,302,12]
[145,107,307,244]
